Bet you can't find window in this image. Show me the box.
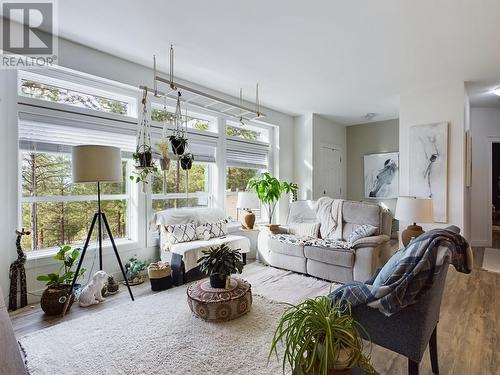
[20,151,131,251]
[151,106,213,132]
[226,121,269,142]
[151,162,210,211]
[225,167,261,220]
[20,79,129,115]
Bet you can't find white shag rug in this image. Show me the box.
[19,263,339,375]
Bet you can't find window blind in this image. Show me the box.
[226,138,269,169]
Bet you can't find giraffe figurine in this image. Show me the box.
[8,228,30,311]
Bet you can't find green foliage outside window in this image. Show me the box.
[226,125,260,140]
[151,108,209,131]
[20,79,128,115]
[21,152,128,251]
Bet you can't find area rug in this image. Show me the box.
[482,248,500,273]
[19,263,339,375]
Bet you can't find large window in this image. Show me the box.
[20,151,130,251]
[225,167,261,220]
[226,121,269,142]
[151,162,210,211]
[151,106,214,132]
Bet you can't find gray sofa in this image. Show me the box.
[257,200,393,283]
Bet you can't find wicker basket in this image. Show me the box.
[40,285,75,316]
[148,262,173,291]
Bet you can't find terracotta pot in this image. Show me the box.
[328,369,350,375]
[40,285,75,316]
[160,158,170,171]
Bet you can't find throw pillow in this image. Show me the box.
[288,222,320,238]
[347,224,378,244]
[372,249,406,286]
[196,225,211,241]
[204,220,228,238]
[164,223,197,245]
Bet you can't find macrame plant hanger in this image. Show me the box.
[136,87,153,193]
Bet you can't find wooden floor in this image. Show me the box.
[10,249,500,375]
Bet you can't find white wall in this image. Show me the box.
[293,114,346,201]
[399,81,467,234]
[0,37,295,304]
[293,114,314,200]
[312,114,346,199]
[470,107,500,247]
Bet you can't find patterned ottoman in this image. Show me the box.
[187,277,252,322]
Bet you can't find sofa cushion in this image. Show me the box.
[268,234,307,257]
[204,220,228,238]
[163,223,197,244]
[304,244,355,268]
[342,201,381,240]
[288,222,320,238]
[347,224,378,244]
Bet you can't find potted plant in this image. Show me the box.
[157,140,170,171]
[133,144,153,168]
[197,244,244,288]
[124,256,148,285]
[269,297,374,375]
[36,245,86,316]
[169,134,187,155]
[101,275,119,297]
[180,153,194,170]
[129,163,158,193]
[247,172,298,228]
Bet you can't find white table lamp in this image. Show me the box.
[236,192,260,229]
[395,196,434,246]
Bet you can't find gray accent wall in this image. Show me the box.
[346,119,399,213]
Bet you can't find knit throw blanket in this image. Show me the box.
[314,197,344,240]
[329,228,472,316]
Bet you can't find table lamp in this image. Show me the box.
[237,192,260,229]
[395,196,434,246]
[69,145,134,302]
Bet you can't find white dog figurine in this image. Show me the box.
[79,271,108,307]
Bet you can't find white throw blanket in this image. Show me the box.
[314,197,344,240]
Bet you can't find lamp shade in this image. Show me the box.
[395,196,434,223]
[72,145,122,183]
[236,192,260,209]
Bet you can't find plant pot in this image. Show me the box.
[40,285,75,316]
[170,138,185,155]
[136,151,152,167]
[160,157,170,171]
[180,157,193,170]
[209,274,227,289]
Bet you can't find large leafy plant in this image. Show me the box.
[124,255,149,281]
[247,172,298,224]
[197,244,244,277]
[36,245,86,289]
[269,296,374,375]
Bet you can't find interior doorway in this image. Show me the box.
[317,145,342,198]
[492,143,500,248]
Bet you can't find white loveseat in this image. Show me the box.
[153,207,250,285]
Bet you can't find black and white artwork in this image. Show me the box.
[409,122,448,222]
[364,152,399,199]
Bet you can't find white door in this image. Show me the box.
[318,146,342,198]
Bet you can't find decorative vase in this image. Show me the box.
[40,285,75,316]
[241,209,256,229]
[160,157,170,171]
[209,274,227,289]
[170,138,185,155]
[136,150,152,168]
[180,157,193,170]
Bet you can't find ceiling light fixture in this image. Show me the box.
[493,87,500,97]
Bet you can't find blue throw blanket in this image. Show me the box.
[329,228,472,316]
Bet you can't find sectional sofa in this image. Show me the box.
[257,200,393,283]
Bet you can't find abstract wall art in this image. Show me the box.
[364,152,399,199]
[409,122,448,222]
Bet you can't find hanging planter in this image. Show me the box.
[169,135,187,156]
[180,153,194,170]
[157,140,170,171]
[133,144,153,168]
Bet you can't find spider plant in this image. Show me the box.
[269,296,374,375]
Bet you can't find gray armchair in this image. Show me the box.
[351,264,448,375]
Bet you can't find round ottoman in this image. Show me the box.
[187,277,252,322]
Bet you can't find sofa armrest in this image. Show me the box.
[351,234,390,249]
[257,225,289,235]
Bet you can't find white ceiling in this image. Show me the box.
[56,0,500,124]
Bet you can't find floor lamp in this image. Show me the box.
[69,145,134,303]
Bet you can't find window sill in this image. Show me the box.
[25,238,139,269]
